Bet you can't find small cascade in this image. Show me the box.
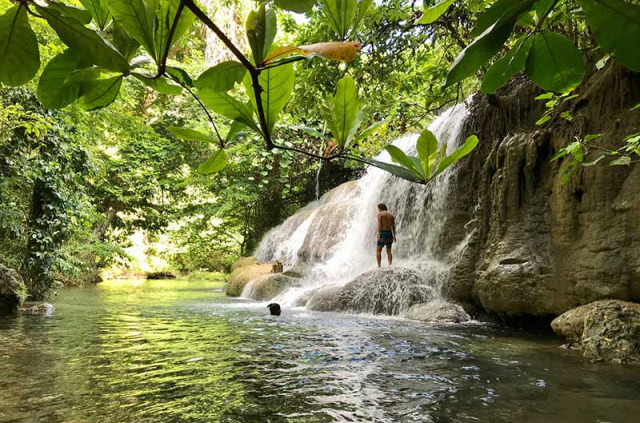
[253,102,473,311]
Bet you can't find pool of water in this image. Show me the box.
[1,279,638,423]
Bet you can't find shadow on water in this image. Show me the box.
[1,279,639,423]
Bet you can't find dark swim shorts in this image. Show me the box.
[377,230,394,248]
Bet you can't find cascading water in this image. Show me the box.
[252,102,472,311]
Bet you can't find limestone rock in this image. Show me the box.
[582,301,640,365]
[20,302,55,315]
[307,267,434,315]
[225,264,272,297]
[250,273,302,301]
[0,264,27,314]
[230,256,262,273]
[552,300,640,365]
[405,300,470,323]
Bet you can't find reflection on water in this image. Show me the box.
[1,280,639,423]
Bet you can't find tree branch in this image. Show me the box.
[156,0,185,77]
[183,0,273,149]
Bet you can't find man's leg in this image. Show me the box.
[386,245,393,265]
[376,246,382,267]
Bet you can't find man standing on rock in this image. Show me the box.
[376,203,396,267]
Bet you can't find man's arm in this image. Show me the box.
[392,216,397,242]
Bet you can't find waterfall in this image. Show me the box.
[253,102,472,308]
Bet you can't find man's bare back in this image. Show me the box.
[376,204,396,267]
[377,211,395,232]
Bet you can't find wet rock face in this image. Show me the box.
[405,300,470,323]
[307,267,434,316]
[552,300,640,365]
[20,303,55,315]
[0,264,27,315]
[226,263,272,297]
[447,66,640,316]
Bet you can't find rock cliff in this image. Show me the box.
[446,64,640,317]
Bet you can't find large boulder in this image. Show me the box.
[249,273,302,301]
[307,267,434,315]
[230,256,262,273]
[0,264,27,314]
[405,300,470,323]
[552,300,640,365]
[225,264,272,297]
[20,302,55,315]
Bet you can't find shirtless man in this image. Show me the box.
[376,203,396,267]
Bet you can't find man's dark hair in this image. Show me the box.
[378,203,388,211]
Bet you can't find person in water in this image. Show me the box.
[376,203,396,267]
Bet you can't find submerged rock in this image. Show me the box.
[145,271,176,280]
[226,264,272,297]
[307,267,434,315]
[405,300,470,323]
[20,303,55,315]
[0,264,27,315]
[552,300,640,365]
[230,256,262,272]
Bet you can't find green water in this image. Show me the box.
[0,279,639,423]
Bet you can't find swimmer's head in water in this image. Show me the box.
[267,303,281,316]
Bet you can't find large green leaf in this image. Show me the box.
[38,4,129,73]
[577,0,640,72]
[196,61,247,92]
[225,121,247,144]
[471,0,523,37]
[331,75,361,148]
[246,5,277,65]
[320,0,358,38]
[0,5,40,86]
[111,20,140,59]
[385,145,423,179]
[80,0,112,29]
[198,149,228,174]
[353,0,373,32]
[78,75,124,111]
[107,0,157,59]
[166,65,193,87]
[199,89,259,131]
[432,135,479,178]
[244,63,295,132]
[168,126,217,143]
[154,0,195,64]
[363,158,426,183]
[37,50,83,109]
[133,73,182,94]
[48,3,93,25]
[417,0,456,25]
[416,129,439,178]
[353,120,386,144]
[445,0,535,86]
[274,0,316,13]
[481,35,533,94]
[525,31,585,93]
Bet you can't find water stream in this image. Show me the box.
[1,280,638,423]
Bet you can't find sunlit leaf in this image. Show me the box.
[264,41,362,64]
[196,61,247,91]
[200,89,259,132]
[78,75,124,111]
[198,149,228,174]
[416,0,456,25]
[244,63,295,132]
[481,35,533,94]
[107,0,157,59]
[134,74,183,94]
[168,126,217,143]
[80,0,112,29]
[246,4,277,65]
[385,145,423,178]
[331,75,361,148]
[609,156,632,166]
[432,135,479,178]
[0,5,40,86]
[319,0,358,39]
[362,158,425,183]
[274,0,316,13]
[37,50,83,109]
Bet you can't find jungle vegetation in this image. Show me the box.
[1,0,639,299]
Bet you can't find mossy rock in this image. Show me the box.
[0,264,27,314]
[251,274,302,301]
[226,264,272,297]
[230,256,262,273]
